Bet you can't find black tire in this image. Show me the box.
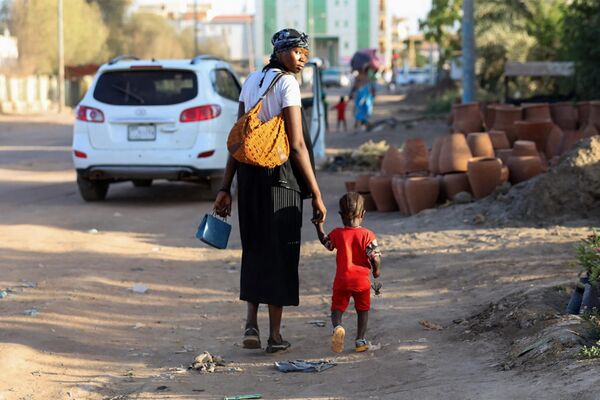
[132,179,153,187]
[77,174,109,201]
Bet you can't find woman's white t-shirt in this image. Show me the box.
[239,68,302,122]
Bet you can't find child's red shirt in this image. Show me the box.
[326,226,377,291]
[334,101,347,121]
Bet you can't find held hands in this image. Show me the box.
[311,196,327,225]
[213,190,232,218]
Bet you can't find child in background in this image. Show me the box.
[314,192,381,353]
[332,96,348,132]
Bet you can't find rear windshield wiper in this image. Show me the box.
[111,84,145,104]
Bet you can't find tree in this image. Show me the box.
[562,0,600,99]
[86,0,132,57]
[419,0,462,73]
[10,0,108,74]
[120,12,187,59]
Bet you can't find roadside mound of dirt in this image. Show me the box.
[502,136,600,220]
[460,286,594,371]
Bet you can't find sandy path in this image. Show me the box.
[1,107,599,400]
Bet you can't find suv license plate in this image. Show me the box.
[128,125,156,141]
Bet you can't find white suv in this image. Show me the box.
[72,55,241,201]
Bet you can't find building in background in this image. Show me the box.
[255,0,389,69]
[0,29,18,68]
[201,15,255,69]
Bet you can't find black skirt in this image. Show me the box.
[237,162,303,306]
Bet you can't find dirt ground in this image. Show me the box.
[1,92,600,400]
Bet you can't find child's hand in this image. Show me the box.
[372,280,382,296]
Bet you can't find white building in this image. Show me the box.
[0,29,18,67]
[200,15,255,63]
[254,0,389,69]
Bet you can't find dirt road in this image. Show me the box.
[1,101,598,400]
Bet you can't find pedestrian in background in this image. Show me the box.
[332,96,348,132]
[213,28,327,354]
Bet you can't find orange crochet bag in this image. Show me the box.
[227,73,290,168]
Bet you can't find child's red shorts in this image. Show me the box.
[331,288,371,312]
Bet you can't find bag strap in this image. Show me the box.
[250,72,287,109]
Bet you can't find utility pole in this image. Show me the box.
[57,0,65,112]
[462,0,476,102]
[193,0,199,55]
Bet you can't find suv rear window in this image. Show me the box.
[93,69,198,105]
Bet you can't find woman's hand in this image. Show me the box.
[213,190,232,218]
[311,195,326,225]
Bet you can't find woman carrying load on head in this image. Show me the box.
[213,29,327,353]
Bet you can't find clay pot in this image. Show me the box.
[355,175,372,193]
[488,130,510,150]
[344,181,356,192]
[369,176,398,212]
[483,103,501,130]
[391,175,409,216]
[429,136,445,174]
[539,151,549,173]
[500,166,509,184]
[495,149,513,165]
[404,176,439,215]
[441,172,471,200]
[559,130,585,154]
[514,121,554,155]
[512,140,538,157]
[550,102,578,130]
[522,103,552,122]
[588,101,600,131]
[466,132,495,157]
[362,193,377,211]
[438,133,473,174]
[452,102,483,134]
[545,125,563,159]
[491,107,522,144]
[506,155,543,184]
[583,123,599,138]
[467,157,502,199]
[381,146,404,176]
[402,138,429,173]
[577,101,591,128]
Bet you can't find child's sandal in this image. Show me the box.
[331,325,345,353]
[355,338,369,353]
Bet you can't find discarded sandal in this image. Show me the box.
[355,338,369,353]
[265,337,291,354]
[242,326,261,349]
[331,325,345,353]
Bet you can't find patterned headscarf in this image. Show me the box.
[271,29,309,53]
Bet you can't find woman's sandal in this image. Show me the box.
[242,326,261,349]
[265,337,291,354]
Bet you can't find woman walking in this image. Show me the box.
[213,29,326,353]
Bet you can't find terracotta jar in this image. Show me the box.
[514,121,554,155]
[588,101,600,131]
[512,140,539,157]
[550,103,578,130]
[506,155,543,184]
[441,172,471,201]
[522,103,552,122]
[404,176,439,215]
[467,157,502,199]
[577,101,591,128]
[483,103,501,130]
[381,146,405,176]
[583,124,599,138]
[391,175,409,216]
[539,151,549,172]
[362,193,377,211]
[491,107,522,144]
[369,176,398,212]
[355,174,373,193]
[545,125,563,159]
[345,181,356,192]
[488,130,510,150]
[438,133,473,174]
[495,149,513,165]
[402,138,429,173]
[429,136,445,174]
[452,102,483,134]
[500,166,509,184]
[559,130,585,154]
[466,132,495,157]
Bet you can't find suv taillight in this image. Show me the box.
[180,105,221,122]
[76,105,104,123]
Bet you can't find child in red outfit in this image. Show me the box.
[332,96,348,132]
[315,192,381,353]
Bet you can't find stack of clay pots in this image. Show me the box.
[451,102,484,134]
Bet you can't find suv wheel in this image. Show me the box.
[132,179,153,187]
[77,173,109,201]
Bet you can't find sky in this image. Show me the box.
[132,0,432,34]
